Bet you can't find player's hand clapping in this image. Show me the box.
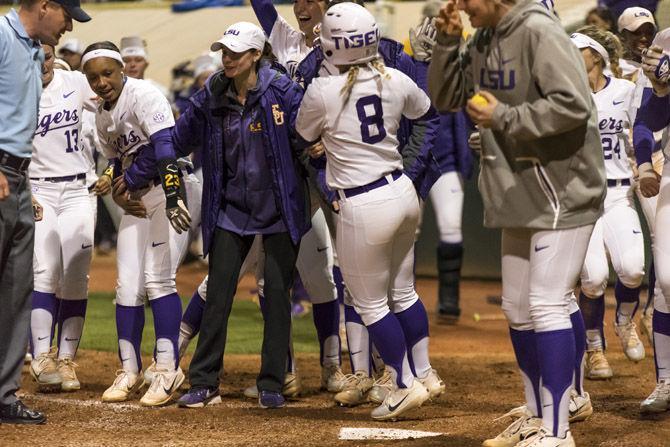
[112,176,147,218]
[92,175,112,196]
[466,91,498,128]
[307,142,325,159]
[0,172,8,200]
[436,1,463,37]
[31,196,43,221]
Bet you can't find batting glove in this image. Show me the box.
[409,17,437,63]
[643,46,670,96]
[166,195,192,234]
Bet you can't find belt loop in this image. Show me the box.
[338,189,346,201]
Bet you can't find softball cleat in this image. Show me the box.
[57,358,80,391]
[419,368,446,399]
[515,427,575,447]
[177,387,222,408]
[334,371,374,407]
[568,390,592,422]
[640,379,670,414]
[585,349,613,380]
[243,372,302,399]
[482,406,541,447]
[368,368,392,404]
[143,360,157,386]
[102,370,145,402]
[370,379,429,421]
[140,367,185,407]
[614,321,645,362]
[321,364,347,393]
[30,348,62,390]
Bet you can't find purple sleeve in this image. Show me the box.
[634,88,670,166]
[172,93,206,157]
[149,127,176,160]
[124,147,157,192]
[250,0,278,36]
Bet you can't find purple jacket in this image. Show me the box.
[172,64,311,254]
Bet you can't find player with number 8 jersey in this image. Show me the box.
[297,2,437,421]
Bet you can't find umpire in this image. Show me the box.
[0,0,89,424]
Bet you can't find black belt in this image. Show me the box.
[30,173,86,183]
[341,170,403,199]
[0,149,30,172]
[607,178,631,187]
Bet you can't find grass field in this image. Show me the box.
[80,293,319,355]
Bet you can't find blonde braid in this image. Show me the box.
[340,65,360,105]
[576,25,624,78]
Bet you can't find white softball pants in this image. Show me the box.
[115,183,190,306]
[32,177,94,299]
[580,185,645,298]
[428,171,464,243]
[336,174,420,326]
[502,225,594,332]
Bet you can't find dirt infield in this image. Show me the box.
[2,255,669,446]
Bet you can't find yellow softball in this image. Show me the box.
[470,93,489,107]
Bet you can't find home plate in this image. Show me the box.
[338,427,443,440]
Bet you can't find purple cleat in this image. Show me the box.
[177,387,222,408]
[258,390,286,409]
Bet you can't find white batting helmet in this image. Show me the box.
[320,2,380,66]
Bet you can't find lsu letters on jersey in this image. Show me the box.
[297,66,430,189]
[593,76,636,180]
[31,69,97,178]
[95,77,174,171]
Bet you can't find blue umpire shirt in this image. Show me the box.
[0,9,44,159]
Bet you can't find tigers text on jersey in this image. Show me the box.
[297,66,430,190]
[593,76,636,180]
[30,69,97,179]
[269,15,336,80]
[95,77,175,171]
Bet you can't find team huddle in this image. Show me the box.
[1,0,670,445]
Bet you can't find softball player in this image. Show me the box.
[297,2,440,421]
[250,0,347,393]
[81,41,192,407]
[429,1,606,445]
[29,44,106,392]
[634,27,670,413]
[571,28,646,382]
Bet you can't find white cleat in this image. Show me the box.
[419,368,445,399]
[30,348,62,390]
[370,379,429,421]
[243,372,302,399]
[24,352,33,364]
[482,406,541,447]
[368,368,392,404]
[614,321,645,362]
[585,349,613,380]
[334,371,374,407]
[144,361,157,386]
[515,427,575,447]
[102,370,145,402]
[58,358,81,392]
[140,367,185,407]
[568,390,592,422]
[640,379,670,414]
[322,364,348,393]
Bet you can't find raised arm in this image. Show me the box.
[250,0,279,36]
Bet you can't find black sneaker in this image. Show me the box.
[0,400,46,424]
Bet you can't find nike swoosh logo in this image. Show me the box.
[350,350,363,356]
[534,245,549,252]
[152,242,166,247]
[502,57,514,65]
[121,357,131,362]
[317,246,328,252]
[120,111,127,120]
[163,375,177,395]
[613,100,624,106]
[64,337,79,342]
[633,230,642,234]
[81,243,93,249]
[63,90,75,99]
[157,350,167,353]
[38,336,48,341]
[326,355,339,359]
[387,394,410,412]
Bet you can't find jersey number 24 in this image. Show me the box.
[356,95,386,144]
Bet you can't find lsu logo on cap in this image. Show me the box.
[272,104,284,126]
[225,29,240,36]
[635,11,651,17]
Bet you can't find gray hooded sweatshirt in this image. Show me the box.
[428,0,606,230]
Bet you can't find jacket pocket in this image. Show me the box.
[532,162,560,229]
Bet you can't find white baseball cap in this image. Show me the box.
[58,38,84,55]
[210,22,266,53]
[617,7,656,33]
[193,54,221,78]
[120,36,148,60]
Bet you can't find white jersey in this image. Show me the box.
[297,66,431,190]
[81,110,99,186]
[269,15,336,80]
[30,69,97,178]
[593,76,636,180]
[95,77,175,171]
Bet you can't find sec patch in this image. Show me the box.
[153,112,166,123]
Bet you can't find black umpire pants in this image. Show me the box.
[0,165,34,405]
[188,228,299,393]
